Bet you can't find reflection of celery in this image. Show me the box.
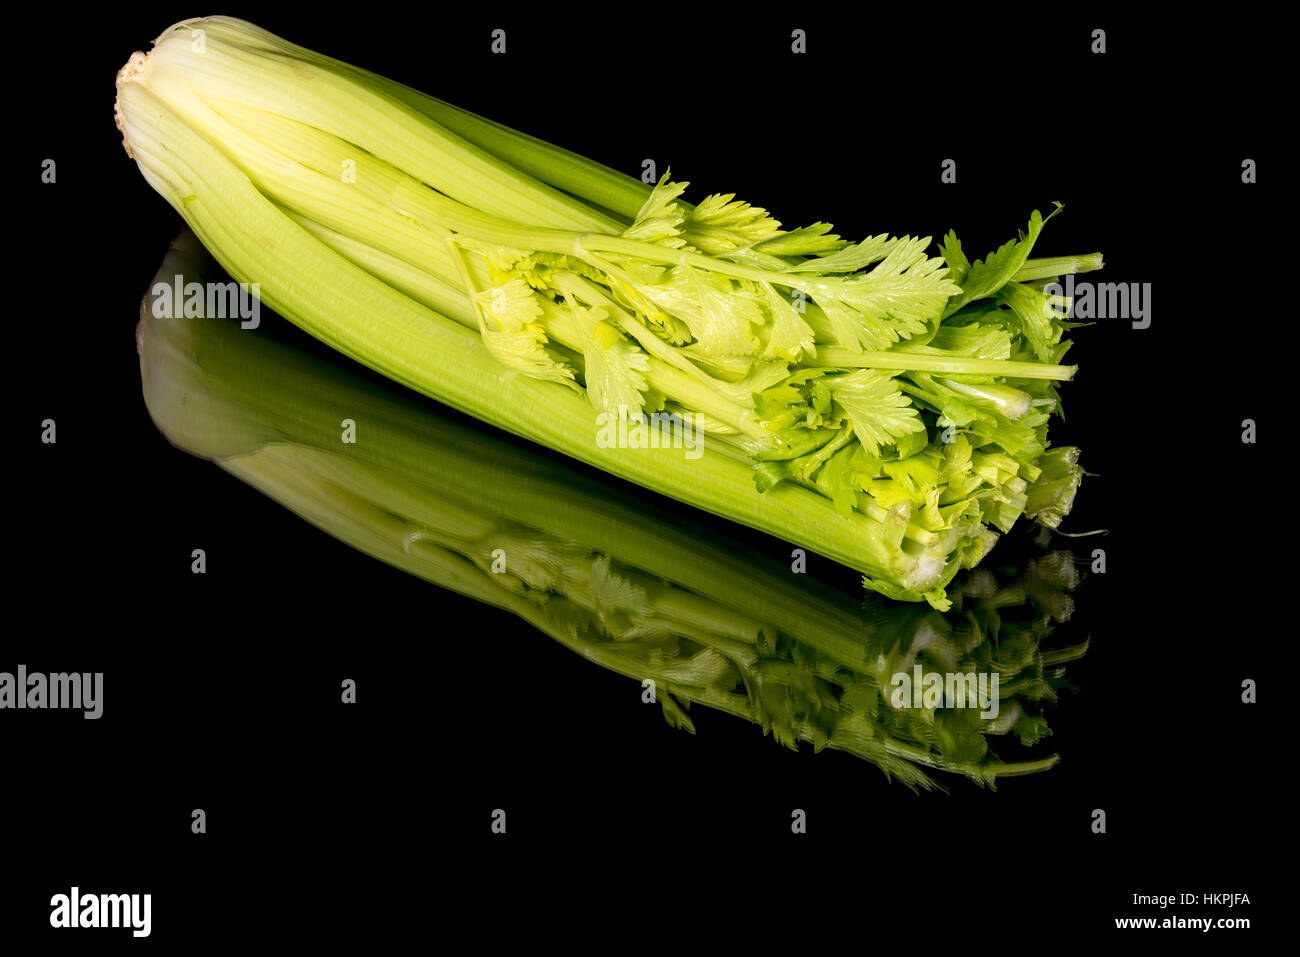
[139,230,1087,790]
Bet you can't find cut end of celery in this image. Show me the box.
[1025,447,1084,529]
[116,50,150,87]
[113,51,151,154]
[902,553,945,594]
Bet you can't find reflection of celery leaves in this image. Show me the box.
[588,555,653,621]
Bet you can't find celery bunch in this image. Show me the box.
[139,229,1088,788]
[115,17,1098,607]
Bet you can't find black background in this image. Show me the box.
[6,6,1283,946]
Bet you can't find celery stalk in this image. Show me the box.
[116,53,966,600]
[116,17,1093,607]
[176,15,654,221]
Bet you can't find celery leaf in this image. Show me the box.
[760,282,816,361]
[829,370,927,455]
[681,193,783,254]
[995,281,1064,363]
[815,238,960,351]
[583,317,652,416]
[474,279,576,386]
[943,205,1062,317]
[751,223,846,257]
[782,233,900,274]
[623,173,690,249]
